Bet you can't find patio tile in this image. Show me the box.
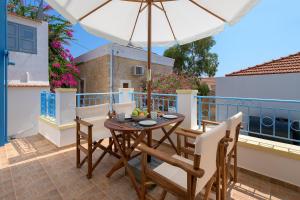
[0,135,299,200]
[0,178,16,200]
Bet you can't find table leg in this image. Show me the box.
[147,130,152,162]
[154,121,182,154]
[106,130,147,199]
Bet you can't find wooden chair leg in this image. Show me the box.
[109,137,113,151]
[204,176,215,200]
[92,140,114,171]
[184,136,188,158]
[159,190,167,200]
[87,126,93,179]
[76,122,80,168]
[233,147,238,183]
[216,165,221,200]
[177,133,182,156]
[141,152,147,200]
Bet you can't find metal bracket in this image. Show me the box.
[4,50,15,66]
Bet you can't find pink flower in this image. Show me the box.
[43,5,52,11]
[72,66,80,74]
[51,40,61,49]
[60,51,67,60]
[66,63,72,68]
[52,63,60,68]
[61,73,77,87]
[51,80,62,88]
[68,54,74,62]
[50,72,58,78]
[66,30,73,37]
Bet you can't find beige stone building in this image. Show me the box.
[74,43,174,93]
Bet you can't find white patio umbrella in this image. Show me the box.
[46,0,258,113]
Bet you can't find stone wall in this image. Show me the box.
[78,55,110,93]
[78,55,173,93]
[113,56,173,91]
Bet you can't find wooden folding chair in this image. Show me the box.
[177,112,243,184]
[75,103,120,179]
[224,112,242,183]
[138,122,231,200]
[112,101,136,115]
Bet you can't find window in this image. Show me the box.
[8,21,37,54]
[120,80,131,88]
[123,83,129,88]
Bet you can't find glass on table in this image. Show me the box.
[150,111,157,120]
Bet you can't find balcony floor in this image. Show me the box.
[0,134,299,200]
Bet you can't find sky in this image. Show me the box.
[67,0,300,77]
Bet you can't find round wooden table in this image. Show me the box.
[104,113,185,198]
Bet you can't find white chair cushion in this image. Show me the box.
[76,103,110,119]
[194,122,227,194]
[153,154,193,190]
[226,112,243,153]
[113,102,136,115]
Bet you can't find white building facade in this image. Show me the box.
[7,14,49,138]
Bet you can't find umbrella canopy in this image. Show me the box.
[46,0,258,47]
[46,0,258,113]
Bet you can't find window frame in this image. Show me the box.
[7,21,37,54]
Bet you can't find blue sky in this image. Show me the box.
[67,0,300,77]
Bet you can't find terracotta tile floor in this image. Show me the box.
[0,134,299,200]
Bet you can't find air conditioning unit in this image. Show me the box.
[133,65,145,76]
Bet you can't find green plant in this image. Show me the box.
[163,37,218,77]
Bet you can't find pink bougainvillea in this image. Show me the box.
[51,40,62,49]
[151,73,200,94]
[52,63,60,68]
[66,30,73,37]
[7,0,80,92]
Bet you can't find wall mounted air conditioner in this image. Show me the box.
[133,65,145,76]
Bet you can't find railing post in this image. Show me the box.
[176,90,198,129]
[40,91,46,116]
[198,96,202,129]
[76,95,80,107]
[118,88,134,104]
[55,88,77,125]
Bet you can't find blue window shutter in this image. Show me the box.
[18,24,37,54]
[7,22,18,51]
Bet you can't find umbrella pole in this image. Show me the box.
[147,0,152,115]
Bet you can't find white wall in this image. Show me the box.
[216,73,300,100]
[8,86,49,138]
[238,139,300,187]
[215,73,300,122]
[7,14,49,83]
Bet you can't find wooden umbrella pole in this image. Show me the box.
[147,0,152,115]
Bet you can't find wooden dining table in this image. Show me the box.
[104,113,184,198]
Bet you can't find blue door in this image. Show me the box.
[0,0,8,146]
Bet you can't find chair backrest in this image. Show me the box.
[76,103,110,119]
[112,101,136,115]
[226,112,243,154]
[194,122,227,194]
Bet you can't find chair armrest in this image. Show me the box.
[176,130,199,139]
[181,128,203,136]
[75,118,93,128]
[201,120,221,126]
[137,144,204,178]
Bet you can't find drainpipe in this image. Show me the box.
[109,46,114,111]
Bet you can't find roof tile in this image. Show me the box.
[226,52,300,76]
